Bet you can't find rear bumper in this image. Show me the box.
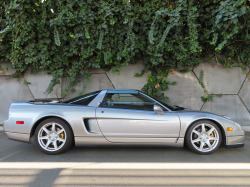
[3,116,11,132]
[5,132,30,143]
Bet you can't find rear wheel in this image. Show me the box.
[35,118,73,155]
[186,120,222,155]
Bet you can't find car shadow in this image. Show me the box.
[0,132,250,187]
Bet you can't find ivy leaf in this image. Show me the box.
[238,6,246,17]
[232,18,238,24]
[102,24,107,29]
[133,25,139,32]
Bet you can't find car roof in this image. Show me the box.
[104,89,140,94]
[106,89,139,91]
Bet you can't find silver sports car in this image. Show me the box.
[3,89,245,155]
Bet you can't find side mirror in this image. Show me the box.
[154,105,164,115]
[99,101,107,107]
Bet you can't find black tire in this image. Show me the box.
[35,118,73,155]
[185,120,222,155]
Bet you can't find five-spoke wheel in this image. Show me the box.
[35,118,73,155]
[186,120,222,154]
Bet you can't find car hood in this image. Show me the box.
[180,109,232,120]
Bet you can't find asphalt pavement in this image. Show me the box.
[0,132,250,187]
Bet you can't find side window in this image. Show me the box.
[100,93,157,110]
[72,94,98,105]
[63,91,99,106]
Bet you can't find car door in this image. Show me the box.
[96,90,180,143]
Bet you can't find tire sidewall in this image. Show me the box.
[185,120,222,155]
[35,118,73,155]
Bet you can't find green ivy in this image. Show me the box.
[136,69,177,102]
[0,0,250,101]
[201,95,213,102]
[199,70,223,102]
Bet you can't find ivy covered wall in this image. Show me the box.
[1,0,250,102]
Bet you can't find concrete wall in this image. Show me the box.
[0,61,250,131]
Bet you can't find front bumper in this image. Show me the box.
[226,143,244,149]
[226,135,245,148]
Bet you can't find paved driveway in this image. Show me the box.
[0,132,250,186]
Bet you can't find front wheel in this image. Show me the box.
[186,120,222,155]
[35,118,73,155]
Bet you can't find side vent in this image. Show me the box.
[83,119,91,132]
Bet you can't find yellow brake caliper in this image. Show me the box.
[59,132,65,139]
[210,132,214,143]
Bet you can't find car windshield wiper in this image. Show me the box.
[173,105,185,111]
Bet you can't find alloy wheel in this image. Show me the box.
[191,123,219,153]
[37,123,67,152]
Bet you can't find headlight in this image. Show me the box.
[235,122,243,131]
[233,122,245,136]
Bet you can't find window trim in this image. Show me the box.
[99,91,171,111]
[68,93,99,104]
[98,105,156,112]
[64,91,100,106]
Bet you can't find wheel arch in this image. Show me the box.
[30,115,74,139]
[184,118,226,147]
